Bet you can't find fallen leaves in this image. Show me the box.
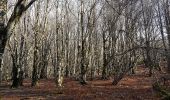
[0,67,163,100]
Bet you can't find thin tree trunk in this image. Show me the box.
[31,33,39,86]
[102,31,107,80]
[79,0,87,85]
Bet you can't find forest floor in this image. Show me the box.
[0,67,165,100]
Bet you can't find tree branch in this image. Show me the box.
[24,0,37,11]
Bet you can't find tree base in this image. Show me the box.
[11,78,19,88]
[101,77,108,80]
[79,80,87,85]
[56,86,64,94]
[31,81,38,87]
[153,82,170,100]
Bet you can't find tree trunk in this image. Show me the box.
[164,0,170,73]
[0,28,7,82]
[11,67,19,88]
[40,64,47,79]
[0,59,2,83]
[32,65,38,86]
[102,31,107,80]
[79,0,87,85]
[79,40,87,85]
[112,74,123,85]
[11,40,24,88]
[31,34,39,86]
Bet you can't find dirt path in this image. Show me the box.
[0,68,160,100]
